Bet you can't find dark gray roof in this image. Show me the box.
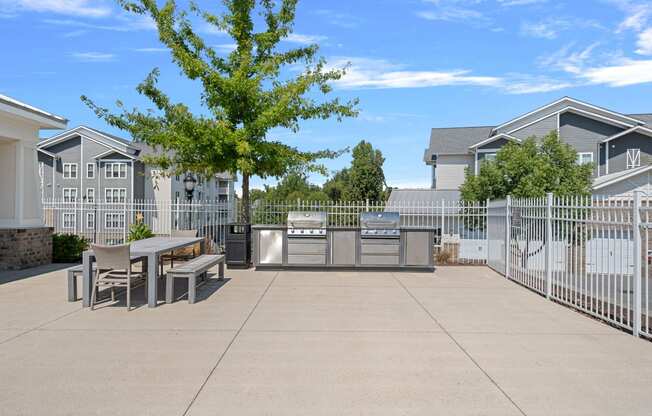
[628,114,652,124]
[388,188,461,204]
[424,126,494,160]
[386,189,463,215]
[85,126,133,146]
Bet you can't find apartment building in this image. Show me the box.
[423,97,652,197]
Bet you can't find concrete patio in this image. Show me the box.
[1,265,651,415]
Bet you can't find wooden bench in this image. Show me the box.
[165,254,225,304]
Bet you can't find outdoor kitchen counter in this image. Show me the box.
[252,225,434,271]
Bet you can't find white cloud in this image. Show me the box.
[71,51,115,62]
[614,2,651,32]
[520,20,562,39]
[521,17,602,40]
[416,7,490,26]
[580,59,652,86]
[43,14,155,32]
[61,29,86,37]
[2,0,111,18]
[284,33,328,45]
[538,43,600,74]
[498,0,547,5]
[636,28,652,55]
[329,57,567,94]
[330,57,500,89]
[312,9,362,29]
[214,43,237,53]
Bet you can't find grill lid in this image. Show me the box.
[360,211,400,229]
[287,211,327,228]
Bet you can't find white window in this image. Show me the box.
[105,212,125,229]
[86,163,95,179]
[62,212,76,229]
[483,153,497,162]
[577,152,593,165]
[105,188,127,203]
[105,162,127,179]
[86,188,95,203]
[627,148,641,169]
[63,163,78,179]
[62,188,78,202]
[86,212,95,229]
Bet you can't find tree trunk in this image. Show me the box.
[241,172,250,224]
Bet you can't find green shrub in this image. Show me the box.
[52,233,89,263]
[127,221,154,242]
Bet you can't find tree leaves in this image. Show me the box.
[461,131,593,202]
[82,0,359,221]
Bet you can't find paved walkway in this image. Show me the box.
[1,265,651,415]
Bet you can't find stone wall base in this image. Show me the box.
[0,227,53,271]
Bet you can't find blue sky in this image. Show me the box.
[2,0,652,191]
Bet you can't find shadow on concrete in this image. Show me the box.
[89,274,231,310]
[0,263,77,285]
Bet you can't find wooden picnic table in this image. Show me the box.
[82,236,205,308]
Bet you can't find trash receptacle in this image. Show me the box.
[225,223,251,269]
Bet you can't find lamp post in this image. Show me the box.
[183,174,197,229]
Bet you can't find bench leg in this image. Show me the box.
[218,262,225,280]
[188,275,196,304]
[166,274,174,304]
[67,272,78,302]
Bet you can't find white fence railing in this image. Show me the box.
[487,193,652,338]
[45,198,489,265]
[43,199,235,249]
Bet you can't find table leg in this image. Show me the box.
[82,252,93,307]
[147,253,158,308]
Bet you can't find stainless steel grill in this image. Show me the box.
[360,211,400,238]
[287,211,327,238]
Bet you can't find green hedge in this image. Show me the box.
[52,233,89,263]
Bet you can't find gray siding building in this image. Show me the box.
[38,126,237,204]
[423,97,652,197]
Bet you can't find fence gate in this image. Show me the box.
[487,199,507,275]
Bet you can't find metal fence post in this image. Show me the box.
[545,192,553,299]
[505,195,511,279]
[633,191,642,337]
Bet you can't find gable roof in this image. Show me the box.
[602,126,652,143]
[424,126,494,159]
[0,94,67,129]
[492,97,643,134]
[425,98,652,160]
[593,165,652,190]
[469,133,520,150]
[39,126,136,155]
[628,114,652,124]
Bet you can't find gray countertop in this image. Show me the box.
[251,225,435,231]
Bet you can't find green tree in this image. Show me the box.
[460,131,593,202]
[344,140,386,201]
[322,168,350,201]
[264,170,329,201]
[82,0,358,222]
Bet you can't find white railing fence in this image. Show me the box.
[44,198,488,265]
[43,199,235,250]
[487,193,652,338]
